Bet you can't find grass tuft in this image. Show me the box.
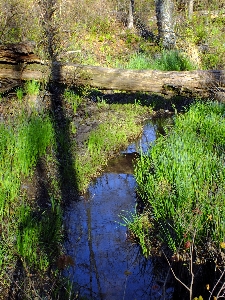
[125,50,196,71]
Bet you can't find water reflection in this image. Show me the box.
[64,118,172,300]
[126,121,157,154]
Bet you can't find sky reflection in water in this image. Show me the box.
[64,120,170,300]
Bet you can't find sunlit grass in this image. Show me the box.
[0,111,62,287]
[124,50,196,71]
[63,88,83,113]
[133,101,225,256]
[74,103,151,192]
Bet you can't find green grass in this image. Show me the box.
[16,87,24,103]
[74,102,152,192]
[132,101,225,256]
[63,88,83,113]
[17,200,62,272]
[120,211,152,257]
[24,80,40,96]
[124,50,196,71]
[0,111,62,292]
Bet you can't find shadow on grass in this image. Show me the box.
[49,61,79,202]
[8,63,79,299]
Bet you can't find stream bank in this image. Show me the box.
[63,119,174,300]
[0,87,193,299]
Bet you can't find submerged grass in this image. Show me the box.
[132,101,225,256]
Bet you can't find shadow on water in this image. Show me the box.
[64,118,174,300]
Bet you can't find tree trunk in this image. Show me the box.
[155,0,176,49]
[127,0,135,29]
[53,64,225,98]
[187,0,194,19]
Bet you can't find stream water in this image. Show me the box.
[64,119,173,300]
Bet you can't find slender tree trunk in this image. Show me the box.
[187,0,194,19]
[127,0,135,29]
[155,0,176,49]
[38,0,58,61]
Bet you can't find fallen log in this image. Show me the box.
[52,63,225,97]
[0,42,48,92]
[0,43,225,98]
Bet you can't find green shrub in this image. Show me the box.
[125,53,153,69]
[16,87,24,102]
[154,50,196,71]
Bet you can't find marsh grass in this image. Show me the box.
[74,103,151,192]
[17,201,62,272]
[24,80,40,96]
[16,87,24,103]
[120,211,152,257]
[132,101,225,257]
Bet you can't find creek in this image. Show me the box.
[64,118,173,300]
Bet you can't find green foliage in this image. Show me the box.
[0,113,58,280]
[17,200,62,271]
[120,212,151,257]
[75,103,151,191]
[125,53,153,69]
[201,51,224,70]
[154,50,196,71]
[125,32,142,47]
[15,115,54,176]
[179,12,225,69]
[184,16,209,45]
[134,102,225,254]
[24,80,40,96]
[89,16,113,34]
[0,114,54,214]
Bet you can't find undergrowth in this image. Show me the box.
[125,50,196,71]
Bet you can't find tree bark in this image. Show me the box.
[127,0,135,29]
[187,0,194,19]
[53,63,225,97]
[1,61,225,98]
[155,0,176,49]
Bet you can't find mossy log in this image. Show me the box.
[0,43,225,98]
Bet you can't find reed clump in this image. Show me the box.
[132,101,225,258]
